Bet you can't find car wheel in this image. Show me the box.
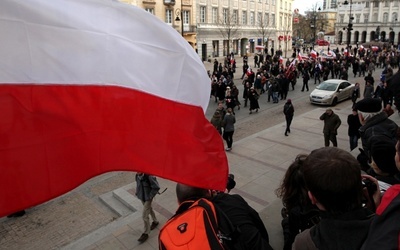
[332,97,338,106]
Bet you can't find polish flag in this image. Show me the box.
[285,59,297,79]
[0,0,228,217]
[297,52,304,62]
[310,50,318,59]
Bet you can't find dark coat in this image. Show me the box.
[320,112,341,135]
[212,193,273,250]
[135,174,160,202]
[293,208,374,250]
[359,112,398,157]
[347,114,362,137]
[283,102,294,117]
[361,185,400,250]
[249,89,260,110]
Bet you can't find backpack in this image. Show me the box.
[159,198,237,250]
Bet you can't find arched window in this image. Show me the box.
[392,12,398,22]
[383,12,389,23]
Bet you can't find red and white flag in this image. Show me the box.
[285,59,297,78]
[0,0,228,217]
[310,50,318,59]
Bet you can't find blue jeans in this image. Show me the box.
[272,92,279,103]
[349,135,359,151]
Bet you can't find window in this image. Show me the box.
[242,11,247,25]
[373,13,378,22]
[384,1,389,7]
[145,8,154,14]
[363,14,369,23]
[200,6,206,23]
[265,13,269,26]
[257,12,262,25]
[383,12,389,23]
[393,12,398,22]
[183,11,189,26]
[339,14,344,23]
[373,1,379,7]
[280,0,282,9]
[356,14,360,23]
[166,9,172,24]
[365,2,369,7]
[271,14,275,25]
[212,7,218,23]
[250,12,255,25]
[266,0,269,5]
[394,1,399,7]
[223,8,228,24]
[285,1,287,10]
[272,0,275,5]
[233,10,238,24]
[279,16,282,27]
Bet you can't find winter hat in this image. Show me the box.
[287,99,292,103]
[226,174,236,192]
[369,135,398,175]
[355,98,382,113]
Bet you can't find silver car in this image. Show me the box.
[309,79,355,106]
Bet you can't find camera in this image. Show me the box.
[362,179,377,197]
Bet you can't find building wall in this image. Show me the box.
[197,0,294,61]
[335,0,400,46]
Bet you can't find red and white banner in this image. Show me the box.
[0,0,228,217]
[310,50,318,59]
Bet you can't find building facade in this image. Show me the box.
[335,0,400,46]
[196,0,294,61]
[121,0,293,60]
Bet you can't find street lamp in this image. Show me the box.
[343,0,353,49]
[175,7,184,37]
[311,7,321,49]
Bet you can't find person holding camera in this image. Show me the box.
[292,147,379,250]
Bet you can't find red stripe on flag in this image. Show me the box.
[0,84,228,217]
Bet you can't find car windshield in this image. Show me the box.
[318,82,338,91]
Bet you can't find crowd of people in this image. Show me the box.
[204,45,400,249]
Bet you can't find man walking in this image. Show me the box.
[283,99,294,136]
[320,108,341,147]
[135,173,160,243]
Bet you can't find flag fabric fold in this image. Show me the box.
[0,0,228,217]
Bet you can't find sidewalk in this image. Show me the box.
[61,101,400,250]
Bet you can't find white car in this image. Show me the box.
[309,79,355,106]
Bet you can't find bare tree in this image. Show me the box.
[293,14,314,42]
[256,14,276,54]
[217,9,240,55]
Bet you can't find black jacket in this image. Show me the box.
[293,208,374,250]
[359,112,398,157]
[212,193,273,250]
[347,114,361,137]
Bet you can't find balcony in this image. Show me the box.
[164,0,175,6]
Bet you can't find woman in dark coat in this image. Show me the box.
[283,99,294,136]
[248,87,260,114]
